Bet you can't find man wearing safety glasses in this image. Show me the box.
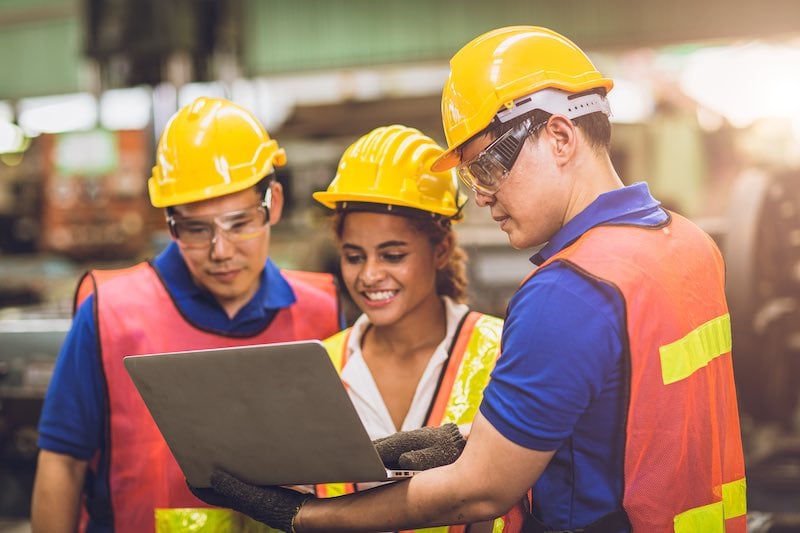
[31,97,343,533]
[191,27,746,533]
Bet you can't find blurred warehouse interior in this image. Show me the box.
[1,0,799,530]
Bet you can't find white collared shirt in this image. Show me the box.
[340,296,470,440]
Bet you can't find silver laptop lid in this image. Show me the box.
[124,340,399,487]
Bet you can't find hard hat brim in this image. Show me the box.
[312,190,461,218]
[431,147,461,172]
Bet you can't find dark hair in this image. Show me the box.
[332,211,469,304]
[254,173,274,202]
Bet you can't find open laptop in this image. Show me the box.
[123,340,418,488]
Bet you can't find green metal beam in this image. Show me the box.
[0,0,82,99]
[241,0,800,75]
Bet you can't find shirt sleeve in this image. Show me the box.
[479,262,626,451]
[37,296,105,459]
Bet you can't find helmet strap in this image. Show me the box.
[495,87,611,124]
[164,207,179,239]
[261,185,273,222]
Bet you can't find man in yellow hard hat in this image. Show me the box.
[30,96,342,533]
[189,27,747,533]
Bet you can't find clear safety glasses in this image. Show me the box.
[456,118,546,195]
[167,204,269,249]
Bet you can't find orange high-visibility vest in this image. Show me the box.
[75,262,340,533]
[534,213,746,532]
[317,311,530,533]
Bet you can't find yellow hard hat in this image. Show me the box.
[148,96,287,208]
[432,26,614,171]
[313,125,465,218]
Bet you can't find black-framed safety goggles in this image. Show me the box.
[456,118,546,195]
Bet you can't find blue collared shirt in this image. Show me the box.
[38,241,298,458]
[480,182,667,531]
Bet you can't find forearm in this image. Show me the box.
[31,450,88,533]
[294,413,552,532]
[296,463,499,532]
[196,414,552,532]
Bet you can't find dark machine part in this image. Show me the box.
[724,169,800,426]
[0,138,45,255]
[0,310,69,517]
[723,170,800,530]
[85,0,242,89]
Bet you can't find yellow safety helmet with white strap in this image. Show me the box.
[148,96,286,208]
[433,25,614,171]
[313,124,465,219]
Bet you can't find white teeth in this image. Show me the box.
[365,290,396,301]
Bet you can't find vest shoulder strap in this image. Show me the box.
[316,327,354,499]
[426,311,503,425]
[322,329,351,373]
[73,263,152,315]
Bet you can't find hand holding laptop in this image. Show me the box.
[373,423,466,470]
[190,424,468,531]
[190,471,312,533]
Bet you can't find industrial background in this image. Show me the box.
[1,0,799,531]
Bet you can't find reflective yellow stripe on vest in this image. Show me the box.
[659,313,732,385]
[721,477,747,519]
[155,508,283,532]
[672,477,747,533]
[316,481,352,498]
[322,329,349,370]
[440,314,503,425]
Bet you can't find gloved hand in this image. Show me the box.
[188,470,314,532]
[188,483,237,509]
[373,422,466,470]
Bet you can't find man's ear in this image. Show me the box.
[545,115,577,165]
[267,182,284,225]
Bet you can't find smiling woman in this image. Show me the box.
[335,210,453,330]
[307,124,529,532]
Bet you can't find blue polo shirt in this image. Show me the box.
[479,182,667,531]
[37,242,304,530]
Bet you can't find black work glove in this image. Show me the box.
[188,470,314,532]
[372,422,466,470]
[188,483,237,509]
